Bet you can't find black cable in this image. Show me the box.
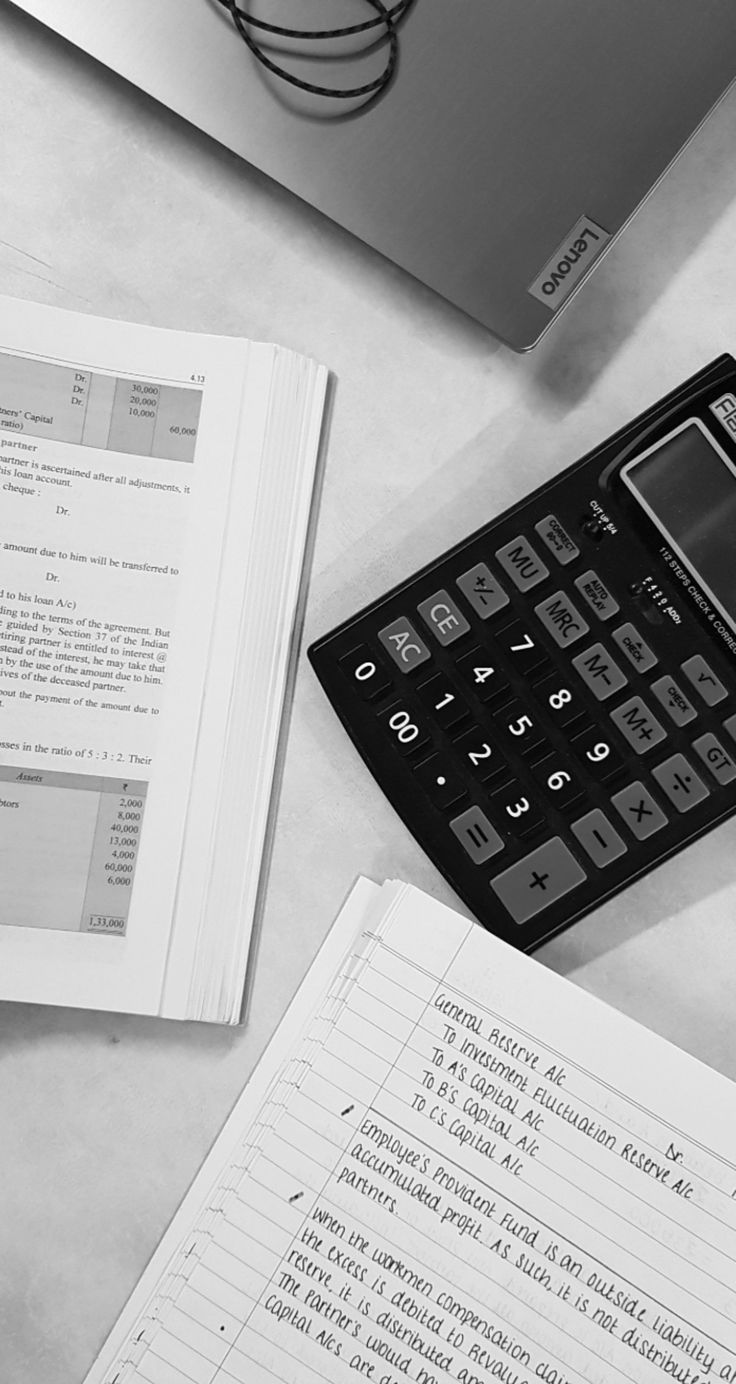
[214,0,416,103]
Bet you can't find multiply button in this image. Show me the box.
[416,589,471,646]
[610,696,666,755]
[610,782,668,840]
[534,591,589,647]
[495,536,549,592]
[490,837,587,924]
[681,654,728,707]
[574,570,619,621]
[611,622,658,673]
[651,754,709,813]
[455,563,510,619]
[378,616,431,673]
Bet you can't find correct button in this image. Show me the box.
[490,837,587,924]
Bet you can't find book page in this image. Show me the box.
[85,880,736,1384]
[0,296,252,1013]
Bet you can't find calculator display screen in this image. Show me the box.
[621,420,736,631]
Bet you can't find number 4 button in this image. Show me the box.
[455,647,509,703]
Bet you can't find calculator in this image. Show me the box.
[309,356,736,950]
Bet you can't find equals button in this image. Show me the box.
[449,805,504,864]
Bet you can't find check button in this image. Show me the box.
[490,837,587,924]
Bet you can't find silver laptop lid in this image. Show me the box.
[11,0,736,349]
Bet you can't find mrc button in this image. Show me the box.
[534,591,589,647]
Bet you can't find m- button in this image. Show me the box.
[611,622,658,674]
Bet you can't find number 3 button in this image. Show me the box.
[490,779,546,838]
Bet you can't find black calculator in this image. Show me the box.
[309,357,736,950]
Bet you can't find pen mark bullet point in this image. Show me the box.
[289,1191,303,1204]
[341,1104,355,1117]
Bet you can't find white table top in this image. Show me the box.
[2,9,736,1381]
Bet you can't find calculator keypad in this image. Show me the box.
[311,381,736,951]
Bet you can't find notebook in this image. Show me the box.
[0,295,328,1024]
[84,878,736,1383]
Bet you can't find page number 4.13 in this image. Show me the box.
[190,373,205,384]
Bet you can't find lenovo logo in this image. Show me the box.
[529,216,610,309]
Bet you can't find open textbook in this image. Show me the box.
[85,879,736,1384]
[0,295,328,1023]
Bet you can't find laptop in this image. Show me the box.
[10,0,736,350]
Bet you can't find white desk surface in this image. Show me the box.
[2,9,736,1381]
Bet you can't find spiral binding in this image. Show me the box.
[214,0,416,104]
